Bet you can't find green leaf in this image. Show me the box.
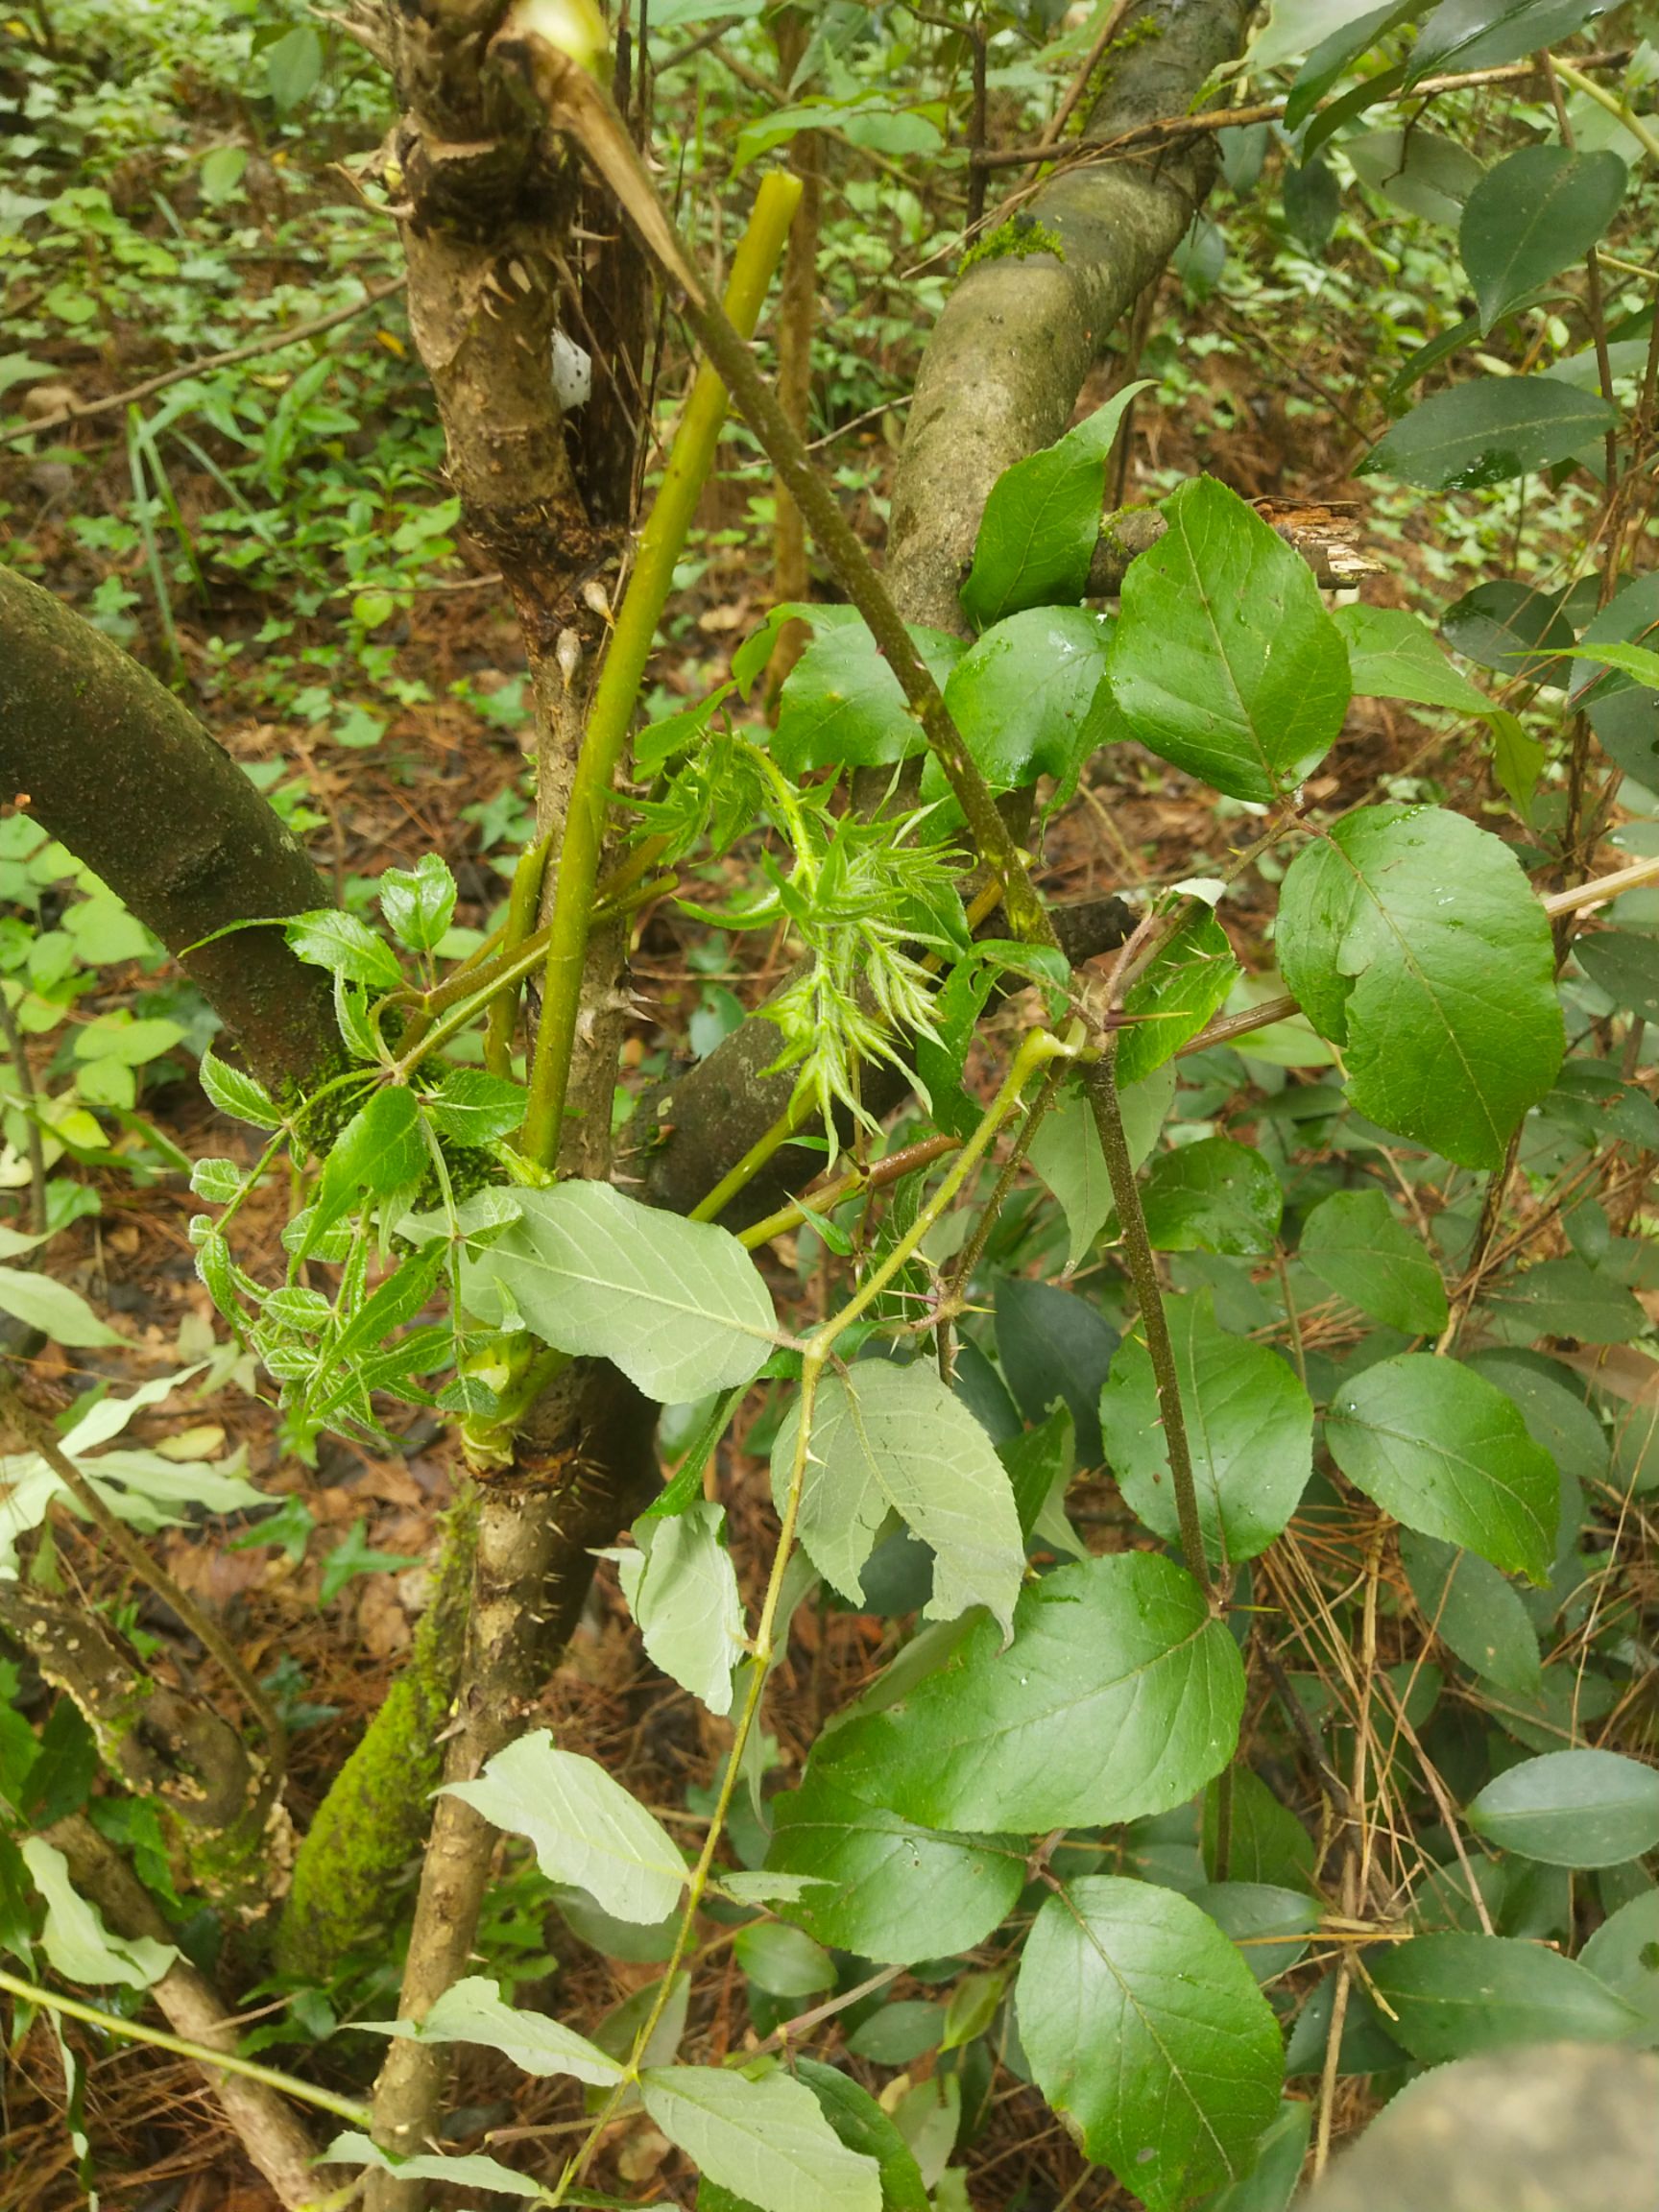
[1468,1350,1609,1484]
[306,1086,426,1251]
[1016,1876,1284,2212]
[816,1551,1243,1833]
[1325,1353,1558,1578]
[994,1276,1118,1463]
[1347,128,1483,225]
[1000,1405,1085,1557]
[765,1749,1024,1965]
[1572,570,1659,783]
[1026,1069,1175,1270]
[961,382,1152,629]
[465,1181,777,1401]
[445,1730,686,1924]
[1141,1137,1283,1256]
[0,1268,121,1348]
[1284,0,1427,131]
[772,1359,1024,1638]
[1116,907,1240,1088]
[1460,147,1628,333]
[1489,709,1547,825]
[72,1015,185,1066]
[323,2133,543,2200]
[1204,1769,1316,1890]
[1188,1882,1319,1985]
[1358,375,1619,492]
[263,22,323,109]
[772,615,962,774]
[734,1922,836,1999]
[21,1838,176,1989]
[794,2060,930,2212]
[1276,805,1563,1169]
[1578,1891,1659,2047]
[1198,2099,1312,2212]
[934,607,1115,800]
[1441,576,1581,684]
[1107,476,1350,804]
[1405,0,1617,86]
[1366,1932,1639,2059]
[283,909,404,992]
[1100,1291,1313,1563]
[199,1046,283,1130]
[419,1067,528,1144]
[1480,1257,1647,1345]
[641,2065,881,2212]
[379,854,457,951]
[1299,1187,1449,1334]
[1400,1528,1541,1694]
[845,2002,945,2067]
[1283,155,1341,252]
[1467,1750,1659,1868]
[1334,604,1493,717]
[613,1503,745,1718]
[1575,930,1659,1022]
[369,1975,623,2082]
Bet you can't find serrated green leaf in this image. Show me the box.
[1460,147,1627,334]
[1017,1876,1283,2212]
[641,2064,881,2212]
[1116,906,1240,1088]
[421,1067,528,1143]
[816,1551,1243,1833]
[199,1046,283,1130]
[1276,805,1563,1168]
[1334,604,1493,717]
[1100,1290,1313,1564]
[1141,1137,1283,1256]
[961,382,1151,629]
[771,1359,1024,1638]
[1325,1352,1558,1578]
[613,1502,745,1718]
[1366,1932,1638,2058]
[465,1181,777,1402]
[1300,1186,1449,1334]
[305,1086,427,1253]
[445,1730,686,1923]
[1467,1750,1659,1867]
[283,909,404,992]
[1107,476,1350,803]
[379,853,457,951]
[764,1746,1024,1965]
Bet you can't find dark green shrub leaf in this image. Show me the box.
[1276,805,1563,1168]
[1100,1290,1312,1563]
[1116,906,1239,1088]
[961,383,1150,629]
[733,1924,836,1999]
[1188,1882,1318,1984]
[1347,128,1483,225]
[1359,375,1619,491]
[819,1552,1243,1832]
[994,1276,1118,1464]
[1203,1769,1316,1890]
[773,614,963,775]
[793,2062,930,2212]
[1326,1353,1558,1578]
[1285,0,1426,131]
[1574,570,1659,783]
[1366,1932,1638,2058]
[1460,147,1627,333]
[1282,156,1341,252]
[1300,1186,1449,1334]
[1479,1257,1647,1345]
[765,1752,1023,1965]
[1467,1750,1659,1868]
[1441,576,1580,683]
[1334,604,1492,717]
[1108,476,1350,803]
[1400,1528,1541,1694]
[421,1068,529,1144]
[1141,1137,1283,1256]
[1017,1876,1283,2212]
[306,1087,427,1252]
[1578,1891,1659,2047]
[933,606,1114,801]
[1405,0,1618,86]
[1575,931,1659,1022]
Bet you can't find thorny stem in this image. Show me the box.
[1086,1050,1212,1600]
[551,1029,1070,2207]
[691,1098,809,1223]
[519,35,1056,950]
[484,832,551,1079]
[0,1965,371,2129]
[736,1133,962,1252]
[520,175,803,1169]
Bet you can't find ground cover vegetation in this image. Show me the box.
[1,1,1658,2208]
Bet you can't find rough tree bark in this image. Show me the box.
[887,0,1253,633]
[0,566,337,1094]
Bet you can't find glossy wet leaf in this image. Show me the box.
[1017,1875,1283,2212]
[1276,805,1563,1168]
[1405,0,1618,85]
[773,614,963,774]
[1108,476,1350,803]
[1116,906,1240,1088]
[1359,375,1619,491]
[934,605,1115,801]
[1326,1353,1558,1578]
[1141,1137,1283,1256]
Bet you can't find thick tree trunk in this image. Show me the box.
[887,0,1252,632]
[0,566,338,1094]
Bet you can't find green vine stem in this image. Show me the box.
[518,172,804,1169]
[1085,1050,1213,1601]
[484,831,552,1079]
[511,29,1055,950]
[550,1026,1070,2206]
[0,1964,371,2130]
